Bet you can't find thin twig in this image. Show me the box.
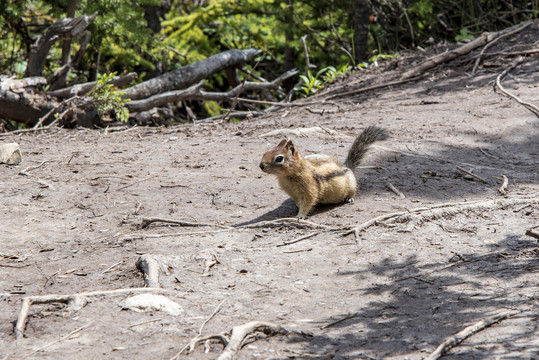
[30,320,96,355]
[117,175,156,191]
[456,166,488,183]
[171,299,227,359]
[141,217,232,229]
[496,57,539,117]
[102,260,124,274]
[32,96,79,129]
[199,299,226,334]
[121,228,231,241]
[320,312,359,329]
[234,97,332,107]
[301,35,313,70]
[325,76,423,100]
[276,232,319,247]
[385,182,406,198]
[128,318,162,329]
[19,161,48,176]
[425,310,520,360]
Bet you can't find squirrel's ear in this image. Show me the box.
[285,140,296,155]
[277,139,287,147]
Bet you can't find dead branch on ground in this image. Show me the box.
[325,75,423,100]
[141,216,340,232]
[141,217,232,229]
[136,254,164,288]
[32,95,80,129]
[0,76,47,91]
[235,218,344,231]
[425,310,520,360]
[14,287,177,338]
[46,73,137,98]
[19,160,55,189]
[196,249,220,277]
[495,57,539,117]
[170,299,227,359]
[195,110,255,124]
[218,321,288,360]
[525,228,539,240]
[472,22,531,74]
[345,197,539,236]
[120,229,231,241]
[455,166,488,184]
[127,69,298,113]
[497,175,509,195]
[30,320,96,355]
[277,232,320,247]
[385,182,406,198]
[401,22,531,79]
[321,312,359,329]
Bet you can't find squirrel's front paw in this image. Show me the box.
[296,212,308,219]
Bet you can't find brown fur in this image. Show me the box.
[260,127,388,218]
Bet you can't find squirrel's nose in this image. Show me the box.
[259,163,265,170]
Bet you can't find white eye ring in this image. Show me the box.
[275,155,284,163]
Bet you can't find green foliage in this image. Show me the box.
[455,28,476,42]
[87,72,130,122]
[295,64,352,96]
[1,0,537,124]
[162,0,356,75]
[296,70,324,96]
[372,0,536,53]
[322,64,352,83]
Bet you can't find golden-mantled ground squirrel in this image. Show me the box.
[259,126,389,218]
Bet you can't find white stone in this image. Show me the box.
[0,143,22,165]
[120,294,183,316]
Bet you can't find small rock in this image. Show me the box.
[120,294,183,316]
[0,143,22,165]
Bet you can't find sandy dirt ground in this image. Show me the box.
[1,25,538,360]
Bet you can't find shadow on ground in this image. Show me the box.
[284,234,538,359]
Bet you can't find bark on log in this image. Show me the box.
[47,72,137,98]
[25,12,98,77]
[0,77,47,91]
[123,49,262,100]
[126,69,298,113]
[0,89,54,127]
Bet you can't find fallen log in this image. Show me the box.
[47,72,137,98]
[123,48,261,100]
[126,69,298,113]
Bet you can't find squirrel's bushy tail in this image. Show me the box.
[344,125,389,169]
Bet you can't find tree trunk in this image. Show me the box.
[25,13,97,77]
[124,49,261,101]
[353,0,370,64]
[60,0,81,65]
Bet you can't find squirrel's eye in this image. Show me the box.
[275,155,284,163]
